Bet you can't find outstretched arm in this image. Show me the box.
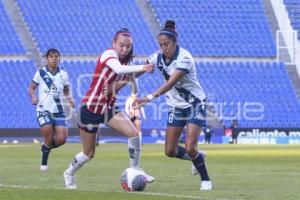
[151,70,185,99]
[133,70,186,108]
[106,59,154,75]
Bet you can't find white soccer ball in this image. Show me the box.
[120,167,147,192]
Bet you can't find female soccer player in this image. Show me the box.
[133,20,212,190]
[63,28,154,189]
[28,48,74,171]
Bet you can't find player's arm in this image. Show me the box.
[106,59,153,74]
[133,70,186,108]
[149,70,185,100]
[28,81,38,105]
[135,59,154,78]
[63,85,75,108]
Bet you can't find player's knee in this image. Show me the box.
[128,130,139,138]
[43,137,53,146]
[55,138,66,146]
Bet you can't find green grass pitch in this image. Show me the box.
[0,143,299,200]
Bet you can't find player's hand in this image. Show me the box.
[132,97,149,109]
[143,64,154,73]
[31,97,38,105]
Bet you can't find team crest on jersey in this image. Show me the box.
[60,75,66,82]
[50,83,57,91]
[181,57,191,64]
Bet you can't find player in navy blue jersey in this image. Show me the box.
[134,20,212,190]
[28,48,74,171]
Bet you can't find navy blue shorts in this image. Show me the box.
[37,111,66,127]
[78,105,119,133]
[167,101,206,127]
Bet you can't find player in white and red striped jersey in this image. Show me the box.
[63,28,154,189]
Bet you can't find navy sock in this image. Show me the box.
[41,144,51,165]
[192,153,210,181]
[176,146,191,160]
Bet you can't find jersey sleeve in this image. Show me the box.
[147,51,159,66]
[176,56,193,74]
[100,49,118,64]
[32,71,40,85]
[62,71,70,86]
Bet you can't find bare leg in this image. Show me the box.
[186,123,210,182]
[52,126,68,148]
[164,126,184,157]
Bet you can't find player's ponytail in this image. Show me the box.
[159,20,178,42]
[165,20,176,31]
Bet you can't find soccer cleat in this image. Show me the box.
[191,150,207,175]
[64,170,77,189]
[134,168,155,183]
[200,180,212,191]
[40,165,48,171]
[144,173,155,183]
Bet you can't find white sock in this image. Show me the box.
[139,132,142,143]
[128,135,141,168]
[66,152,90,175]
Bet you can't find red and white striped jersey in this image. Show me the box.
[82,49,129,114]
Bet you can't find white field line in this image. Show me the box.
[0,184,243,200]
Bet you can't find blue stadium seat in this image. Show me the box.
[149,0,276,57]
[197,61,300,128]
[0,2,26,54]
[16,0,158,56]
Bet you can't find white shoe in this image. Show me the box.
[135,168,155,183]
[191,151,207,175]
[40,165,48,171]
[144,173,155,183]
[200,180,212,191]
[64,170,77,189]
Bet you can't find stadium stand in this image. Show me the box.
[0,60,37,128]
[0,1,26,54]
[2,60,297,129]
[149,0,277,57]
[284,0,300,40]
[16,0,158,55]
[62,61,300,129]
[197,61,300,128]
[0,0,299,131]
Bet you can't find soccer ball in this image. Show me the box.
[120,167,147,192]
